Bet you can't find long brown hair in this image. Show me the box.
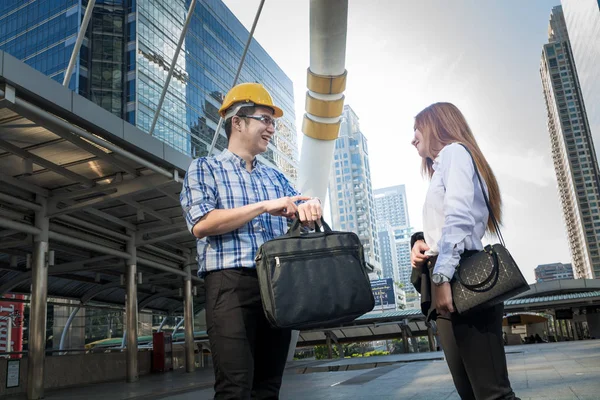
[414,102,502,234]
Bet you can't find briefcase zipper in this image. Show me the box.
[272,247,360,267]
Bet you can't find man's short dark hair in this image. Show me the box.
[224,106,256,140]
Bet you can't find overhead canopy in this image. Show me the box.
[0,50,203,314]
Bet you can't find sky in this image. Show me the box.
[223,0,568,284]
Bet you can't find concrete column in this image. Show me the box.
[586,313,600,338]
[126,234,138,383]
[184,265,195,373]
[402,327,409,353]
[27,196,49,400]
[553,318,561,341]
[427,326,435,351]
[325,332,333,359]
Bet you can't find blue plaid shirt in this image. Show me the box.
[180,149,300,276]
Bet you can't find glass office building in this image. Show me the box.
[540,6,600,279]
[0,0,299,180]
[562,0,600,170]
[328,105,381,275]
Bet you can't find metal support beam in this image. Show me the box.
[59,306,81,354]
[0,216,41,236]
[57,215,130,241]
[138,289,179,309]
[0,138,93,187]
[157,316,168,332]
[207,0,265,157]
[136,230,188,246]
[126,234,138,382]
[184,265,195,372]
[148,0,197,137]
[0,172,49,196]
[63,0,96,87]
[0,192,42,211]
[27,196,49,400]
[2,90,180,182]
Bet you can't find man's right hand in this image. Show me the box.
[411,240,430,269]
[263,196,311,218]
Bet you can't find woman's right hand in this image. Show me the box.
[411,240,430,269]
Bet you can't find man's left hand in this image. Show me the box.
[297,198,322,225]
[434,282,455,316]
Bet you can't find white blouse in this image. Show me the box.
[423,143,489,279]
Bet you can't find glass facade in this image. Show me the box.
[562,0,600,173]
[328,105,381,275]
[0,0,299,180]
[373,185,415,294]
[540,6,600,279]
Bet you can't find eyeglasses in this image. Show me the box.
[238,114,277,128]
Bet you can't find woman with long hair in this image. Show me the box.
[410,102,519,399]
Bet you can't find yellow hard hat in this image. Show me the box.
[218,82,283,118]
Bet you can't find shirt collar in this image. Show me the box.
[217,149,260,169]
[431,144,454,171]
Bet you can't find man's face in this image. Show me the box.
[236,106,276,155]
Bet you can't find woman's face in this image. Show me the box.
[411,128,429,159]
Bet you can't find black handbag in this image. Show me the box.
[255,217,375,330]
[452,144,530,314]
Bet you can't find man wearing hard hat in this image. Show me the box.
[181,83,322,399]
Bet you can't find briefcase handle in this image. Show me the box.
[287,214,333,237]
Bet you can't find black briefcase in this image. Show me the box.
[255,218,375,330]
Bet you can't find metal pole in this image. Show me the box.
[157,316,168,332]
[148,0,197,137]
[26,196,49,400]
[63,0,96,87]
[172,317,184,337]
[0,192,42,211]
[126,234,138,382]
[207,0,266,157]
[183,265,195,372]
[59,306,81,354]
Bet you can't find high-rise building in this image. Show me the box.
[373,185,415,295]
[561,0,600,165]
[535,262,574,283]
[328,105,381,274]
[0,0,299,180]
[540,6,600,279]
[377,222,399,283]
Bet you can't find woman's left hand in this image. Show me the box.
[434,283,455,315]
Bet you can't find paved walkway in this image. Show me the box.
[10,340,600,400]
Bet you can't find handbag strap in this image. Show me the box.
[457,144,505,247]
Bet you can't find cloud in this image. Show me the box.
[487,148,556,187]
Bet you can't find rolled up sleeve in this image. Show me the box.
[433,145,476,278]
[180,158,217,234]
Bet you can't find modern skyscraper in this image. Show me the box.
[0,0,299,180]
[540,6,600,279]
[535,262,574,283]
[328,105,381,274]
[561,0,600,165]
[373,185,415,295]
[377,222,399,283]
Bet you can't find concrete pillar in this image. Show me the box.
[326,332,333,359]
[126,235,138,383]
[427,327,435,351]
[27,196,49,400]
[586,313,600,339]
[402,327,409,353]
[553,318,561,341]
[184,265,195,373]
